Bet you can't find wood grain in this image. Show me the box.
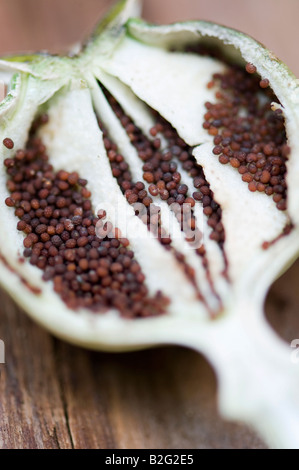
[0,0,298,450]
[1,258,299,449]
[0,286,268,449]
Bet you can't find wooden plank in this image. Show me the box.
[0,283,269,448]
[0,291,73,449]
[56,341,263,448]
[2,251,299,449]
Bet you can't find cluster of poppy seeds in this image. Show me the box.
[98,109,202,298]
[101,88,225,249]
[203,63,289,211]
[100,122,171,246]
[4,126,170,318]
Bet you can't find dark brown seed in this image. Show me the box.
[273,194,282,203]
[230,158,240,168]
[57,170,69,181]
[257,183,266,192]
[242,173,253,183]
[213,145,222,155]
[245,63,257,74]
[148,184,158,197]
[248,181,257,192]
[127,193,138,204]
[77,236,88,247]
[177,184,188,195]
[51,235,62,247]
[5,197,15,207]
[142,196,152,207]
[193,192,202,201]
[185,197,195,207]
[276,200,286,211]
[143,172,154,183]
[260,170,271,184]
[159,189,169,201]
[219,155,229,164]
[35,224,47,234]
[68,172,79,185]
[17,220,27,231]
[3,138,14,149]
[259,78,269,88]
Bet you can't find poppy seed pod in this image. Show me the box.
[1,0,299,449]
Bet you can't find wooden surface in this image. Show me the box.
[1,260,299,449]
[0,0,299,450]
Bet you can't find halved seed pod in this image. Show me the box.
[1,0,299,448]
